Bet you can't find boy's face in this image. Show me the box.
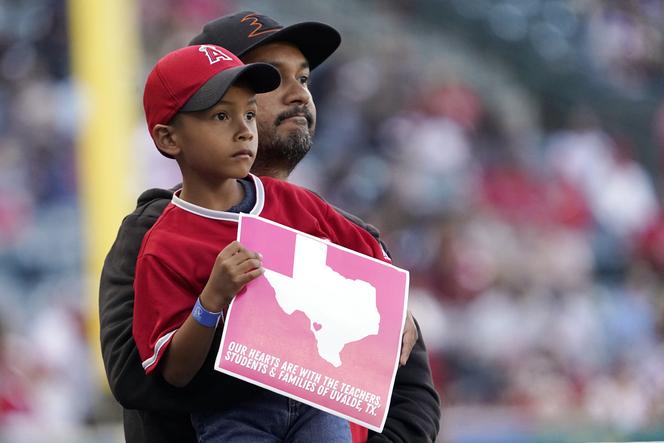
[171,84,258,180]
[241,42,316,176]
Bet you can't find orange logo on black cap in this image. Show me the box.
[240,13,281,38]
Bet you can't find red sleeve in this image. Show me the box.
[316,196,391,264]
[133,253,195,375]
[350,423,369,443]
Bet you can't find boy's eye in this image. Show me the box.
[246,111,256,121]
[214,112,228,121]
[298,75,309,86]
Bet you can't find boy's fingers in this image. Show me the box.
[236,258,262,275]
[230,243,261,259]
[225,251,261,269]
[238,267,264,285]
[218,241,242,259]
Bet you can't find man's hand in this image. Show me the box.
[399,310,418,366]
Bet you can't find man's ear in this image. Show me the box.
[152,124,180,158]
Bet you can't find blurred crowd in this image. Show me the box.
[0,0,94,440]
[1,0,664,442]
[303,0,664,439]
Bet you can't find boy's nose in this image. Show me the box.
[236,124,254,141]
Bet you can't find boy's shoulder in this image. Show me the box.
[259,175,297,190]
[136,202,185,256]
[259,175,324,204]
[259,176,333,218]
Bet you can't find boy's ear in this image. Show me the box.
[151,124,180,158]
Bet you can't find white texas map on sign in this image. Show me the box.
[263,234,381,367]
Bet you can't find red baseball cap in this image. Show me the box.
[143,44,280,143]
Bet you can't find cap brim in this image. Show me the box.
[180,62,280,112]
[240,22,341,70]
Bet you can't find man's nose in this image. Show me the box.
[282,77,311,106]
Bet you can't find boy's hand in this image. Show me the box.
[199,241,264,312]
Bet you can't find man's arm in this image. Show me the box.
[100,187,207,443]
[332,205,441,442]
[99,188,180,411]
[367,319,440,442]
[123,409,197,443]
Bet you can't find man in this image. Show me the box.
[100,11,440,443]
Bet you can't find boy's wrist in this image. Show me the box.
[199,287,227,313]
[192,297,223,328]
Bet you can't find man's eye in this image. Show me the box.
[214,112,228,121]
[299,75,309,86]
[246,111,256,121]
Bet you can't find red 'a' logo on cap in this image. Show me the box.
[199,45,232,64]
[240,13,281,38]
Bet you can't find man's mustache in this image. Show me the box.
[275,106,314,128]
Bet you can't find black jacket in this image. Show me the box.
[99,187,441,442]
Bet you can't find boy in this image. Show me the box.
[134,44,391,442]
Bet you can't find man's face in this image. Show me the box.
[241,42,316,178]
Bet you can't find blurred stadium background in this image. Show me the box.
[1,0,664,442]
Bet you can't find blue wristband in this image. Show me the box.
[192,297,222,328]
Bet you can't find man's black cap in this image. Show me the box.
[189,11,341,70]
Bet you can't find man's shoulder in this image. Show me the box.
[103,187,175,266]
[136,187,175,211]
[329,205,380,239]
[109,187,176,254]
[128,187,176,221]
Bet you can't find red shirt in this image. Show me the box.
[134,174,388,372]
[133,175,386,442]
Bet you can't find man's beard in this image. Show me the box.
[251,106,315,177]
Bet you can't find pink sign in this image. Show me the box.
[214,214,409,432]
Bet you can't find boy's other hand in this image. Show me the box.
[200,241,264,312]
